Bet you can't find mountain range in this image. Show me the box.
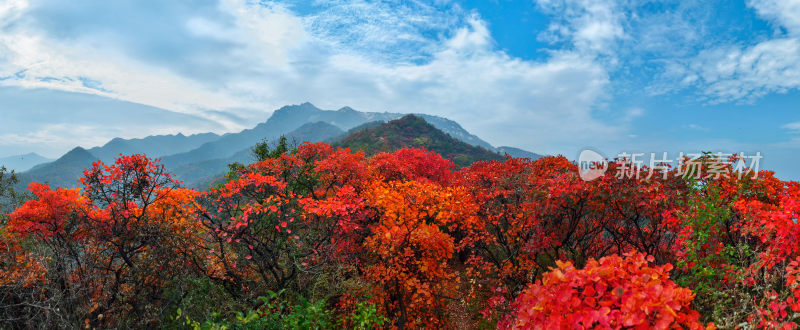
[12,103,543,189]
[88,132,220,163]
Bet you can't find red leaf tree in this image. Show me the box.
[502,252,711,329]
[4,155,202,327]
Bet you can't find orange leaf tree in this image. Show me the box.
[362,179,477,328]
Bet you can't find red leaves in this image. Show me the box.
[502,252,712,329]
[314,147,370,189]
[456,154,685,309]
[7,183,86,241]
[3,155,206,327]
[81,154,175,194]
[727,180,800,327]
[362,181,468,328]
[733,181,800,269]
[369,147,455,184]
[10,144,800,327]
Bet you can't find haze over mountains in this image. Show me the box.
[0,153,53,172]
[8,103,543,189]
[88,133,221,164]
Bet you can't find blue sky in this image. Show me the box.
[0,0,799,178]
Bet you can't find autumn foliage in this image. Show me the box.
[1,155,201,327]
[501,252,707,329]
[1,144,798,328]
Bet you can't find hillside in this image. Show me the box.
[17,147,97,189]
[333,115,504,166]
[327,120,385,144]
[282,121,344,145]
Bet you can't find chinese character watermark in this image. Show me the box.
[578,150,763,182]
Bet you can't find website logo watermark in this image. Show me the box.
[578,149,608,181]
[578,150,763,182]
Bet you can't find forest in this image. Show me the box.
[0,140,798,329]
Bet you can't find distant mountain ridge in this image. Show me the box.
[19,102,544,189]
[497,146,544,160]
[0,153,53,172]
[89,132,220,163]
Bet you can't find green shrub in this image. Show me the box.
[170,290,333,330]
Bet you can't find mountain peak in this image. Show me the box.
[271,102,322,118]
[337,106,356,112]
[290,102,320,110]
[67,146,88,153]
[103,137,128,146]
[62,146,94,159]
[333,115,503,166]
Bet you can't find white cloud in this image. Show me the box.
[535,0,626,56]
[782,121,800,131]
[0,0,630,156]
[301,0,461,62]
[684,124,709,131]
[0,33,245,130]
[747,0,800,34]
[446,15,492,51]
[0,0,28,27]
[255,16,617,153]
[689,38,800,102]
[659,0,800,102]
